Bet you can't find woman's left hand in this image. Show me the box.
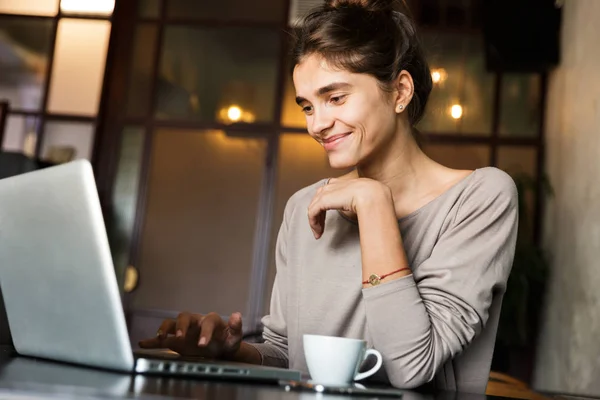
[308,177,393,239]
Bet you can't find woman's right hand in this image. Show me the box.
[138,311,244,359]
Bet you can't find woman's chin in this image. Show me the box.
[326,152,358,170]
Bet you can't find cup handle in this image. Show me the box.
[354,349,383,381]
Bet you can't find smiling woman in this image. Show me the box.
[140,0,519,393]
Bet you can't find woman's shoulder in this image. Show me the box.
[457,167,518,214]
[468,167,518,197]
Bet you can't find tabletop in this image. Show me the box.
[0,351,532,400]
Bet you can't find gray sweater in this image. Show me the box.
[251,167,518,393]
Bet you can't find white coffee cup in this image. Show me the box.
[303,334,383,386]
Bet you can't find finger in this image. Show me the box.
[138,337,161,349]
[308,182,343,238]
[157,319,176,339]
[307,209,325,238]
[228,312,243,335]
[307,191,323,239]
[175,312,201,338]
[175,313,190,338]
[307,199,327,239]
[158,336,182,352]
[139,336,181,352]
[226,313,244,347]
[198,314,218,347]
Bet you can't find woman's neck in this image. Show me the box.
[354,125,466,218]
[356,128,434,200]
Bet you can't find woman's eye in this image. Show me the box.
[330,95,347,104]
[302,105,313,114]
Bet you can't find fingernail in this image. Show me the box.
[176,330,183,338]
[198,337,207,346]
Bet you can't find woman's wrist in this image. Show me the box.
[355,182,394,215]
[354,182,411,287]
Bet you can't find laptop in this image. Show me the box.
[0,159,301,382]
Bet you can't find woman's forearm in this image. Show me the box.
[355,189,411,286]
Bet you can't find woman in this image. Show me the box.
[139,0,518,391]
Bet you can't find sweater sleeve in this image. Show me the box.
[362,172,518,388]
[249,198,293,368]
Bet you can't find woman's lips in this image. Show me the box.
[322,133,351,151]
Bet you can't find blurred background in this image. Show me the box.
[0,0,598,396]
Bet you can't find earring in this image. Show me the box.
[397,104,404,112]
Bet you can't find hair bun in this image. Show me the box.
[325,0,398,13]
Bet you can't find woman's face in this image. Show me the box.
[293,54,400,169]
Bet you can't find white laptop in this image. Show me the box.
[0,159,300,382]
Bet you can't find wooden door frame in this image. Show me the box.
[92,0,139,316]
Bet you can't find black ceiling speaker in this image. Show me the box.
[483,0,563,72]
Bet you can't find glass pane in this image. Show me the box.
[418,0,441,26]
[138,0,160,18]
[281,60,305,128]
[0,17,54,111]
[421,143,490,170]
[264,133,341,314]
[109,126,144,288]
[497,146,537,237]
[471,0,483,29]
[60,0,114,16]
[126,24,158,118]
[418,32,494,135]
[497,146,536,177]
[47,19,111,116]
[41,121,95,162]
[167,0,284,23]
[0,0,58,16]
[446,0,468,27]
[499,74,541,137]
[156,26,280,123]
[1,115,39,155]
[133,129,266,315]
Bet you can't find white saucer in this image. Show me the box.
[307,380,367,389]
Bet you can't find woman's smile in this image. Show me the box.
[321,132,352,151]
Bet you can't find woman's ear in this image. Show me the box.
[393,70,415,114]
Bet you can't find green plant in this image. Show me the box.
[496,171,553,349]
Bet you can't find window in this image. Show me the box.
[0,0,113,160]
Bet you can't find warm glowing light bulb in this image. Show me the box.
[227,106,242,122]
[431,68,447,84]
[451,104,463,119]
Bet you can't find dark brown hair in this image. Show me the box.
[292,0,432,126]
